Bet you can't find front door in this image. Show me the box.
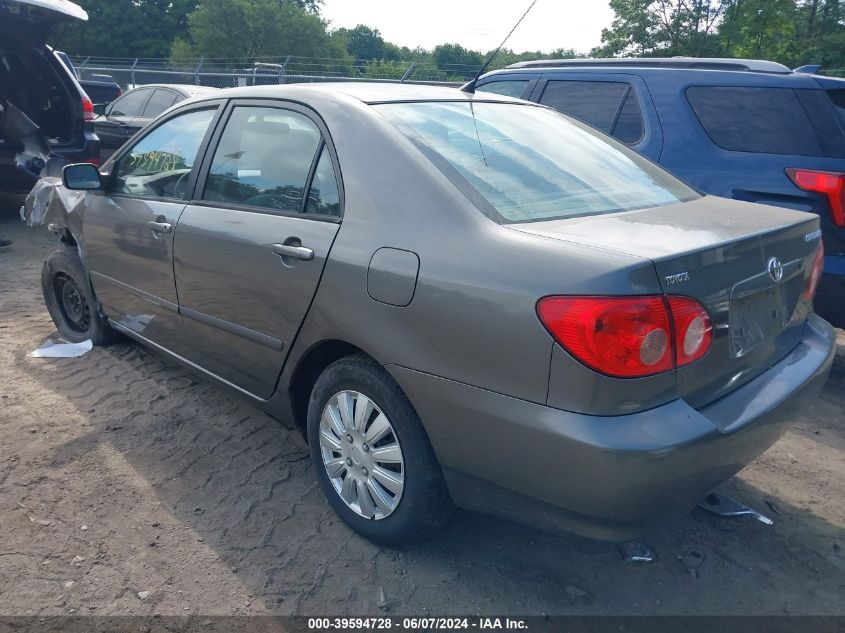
[83,104,221,354]
[174,102,342,398]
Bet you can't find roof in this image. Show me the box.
[127,84,221,96]
[506,57,793,74]
[198,82,523,105]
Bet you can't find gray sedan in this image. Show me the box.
[45,83,834,544]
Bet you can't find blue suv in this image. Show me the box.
[478,58,845,326]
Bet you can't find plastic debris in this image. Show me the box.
[28,515,51,526]
[137,591,151,600]
[679,549,705,570]
[28,337,92,359]
[698,491,774,525]
[618,541,656,563]
[565,585,588,597]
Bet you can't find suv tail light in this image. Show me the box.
[786,168,845,227]
[82,96,95,122]
[536,295,713,378]
[801,243,825,303]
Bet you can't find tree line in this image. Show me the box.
[58,0,845,76]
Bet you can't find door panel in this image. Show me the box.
[174,207,339,397]
[83,106,219,354]
[85,196,187,351]
[173,102,342,398]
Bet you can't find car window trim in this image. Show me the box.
[191,98,344,222]
[105,99,227,204]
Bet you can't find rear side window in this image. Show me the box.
[305,146,341,217]
[143,89,179,118]
[539,80,644,144]
[477,80,529,98]
[109,89,151,117]
[202,106,322,214]
[686,86,823,156]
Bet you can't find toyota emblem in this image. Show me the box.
[767,257,784,282]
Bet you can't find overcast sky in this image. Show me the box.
[320,0,615,55]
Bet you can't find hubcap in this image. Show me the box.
[55,274,91,332]
[319,390,405,520]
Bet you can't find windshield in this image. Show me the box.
[376,101,698,223]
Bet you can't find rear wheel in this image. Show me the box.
[42,247,118,345]
[307,354,453,545]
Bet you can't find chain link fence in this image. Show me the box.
[69,55,480,89]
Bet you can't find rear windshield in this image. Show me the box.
[375,102,696,224]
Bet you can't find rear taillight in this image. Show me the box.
[536,295,712,378]
[82,96,95,122]
[801,243,825,303]
[786,168,845,227]
[667,296,713,366]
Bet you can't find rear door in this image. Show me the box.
[528,72,663,159]
[96,88,153,156]
[83,101,223,355]
[174,100,342,398]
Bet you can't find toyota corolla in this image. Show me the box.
[36,84,835,544]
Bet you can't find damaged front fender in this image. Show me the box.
[20,169,87,240]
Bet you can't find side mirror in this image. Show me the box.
[62,163,103,190]
[93,102,107,116]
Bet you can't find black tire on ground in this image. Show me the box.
[41,246,119,346]
[307,353,453,545]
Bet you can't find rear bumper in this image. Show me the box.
[388,314,836,541]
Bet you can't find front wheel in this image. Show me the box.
[41,247,118,345]
[307,354,453,545]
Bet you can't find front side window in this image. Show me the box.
[113,108,216,198]
[477,80,529,98]
[202,106,322,214]
[109,89,152,117]
[376,101,697,224]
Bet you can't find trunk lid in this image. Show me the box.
[511,196,822,409]
[0,0,87,41]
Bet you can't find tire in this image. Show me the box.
[41,246,118,346]
[307,354,453,545]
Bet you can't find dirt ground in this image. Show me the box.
[1,203,844,617]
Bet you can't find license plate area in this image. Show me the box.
[729,285,789,358]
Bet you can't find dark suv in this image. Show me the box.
[477,58,845,326]
[0,0,100,193]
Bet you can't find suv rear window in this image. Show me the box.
[376,101,697,224]
[686,86,823,156]
[538,80,644,145]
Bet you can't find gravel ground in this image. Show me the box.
[1,206,844,617]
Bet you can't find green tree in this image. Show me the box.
[171,0,349,65]
[335,25,388,60]
[432,44,483,76]
[593,0,729,57]
[59,0,199,57]
[720,0,799,63]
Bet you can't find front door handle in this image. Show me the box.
[148,221,172,234]
[272,243,314,261]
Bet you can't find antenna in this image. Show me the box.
[462,0,540,94]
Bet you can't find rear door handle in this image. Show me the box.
[148,221,172,234]
[272,243,314,261]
